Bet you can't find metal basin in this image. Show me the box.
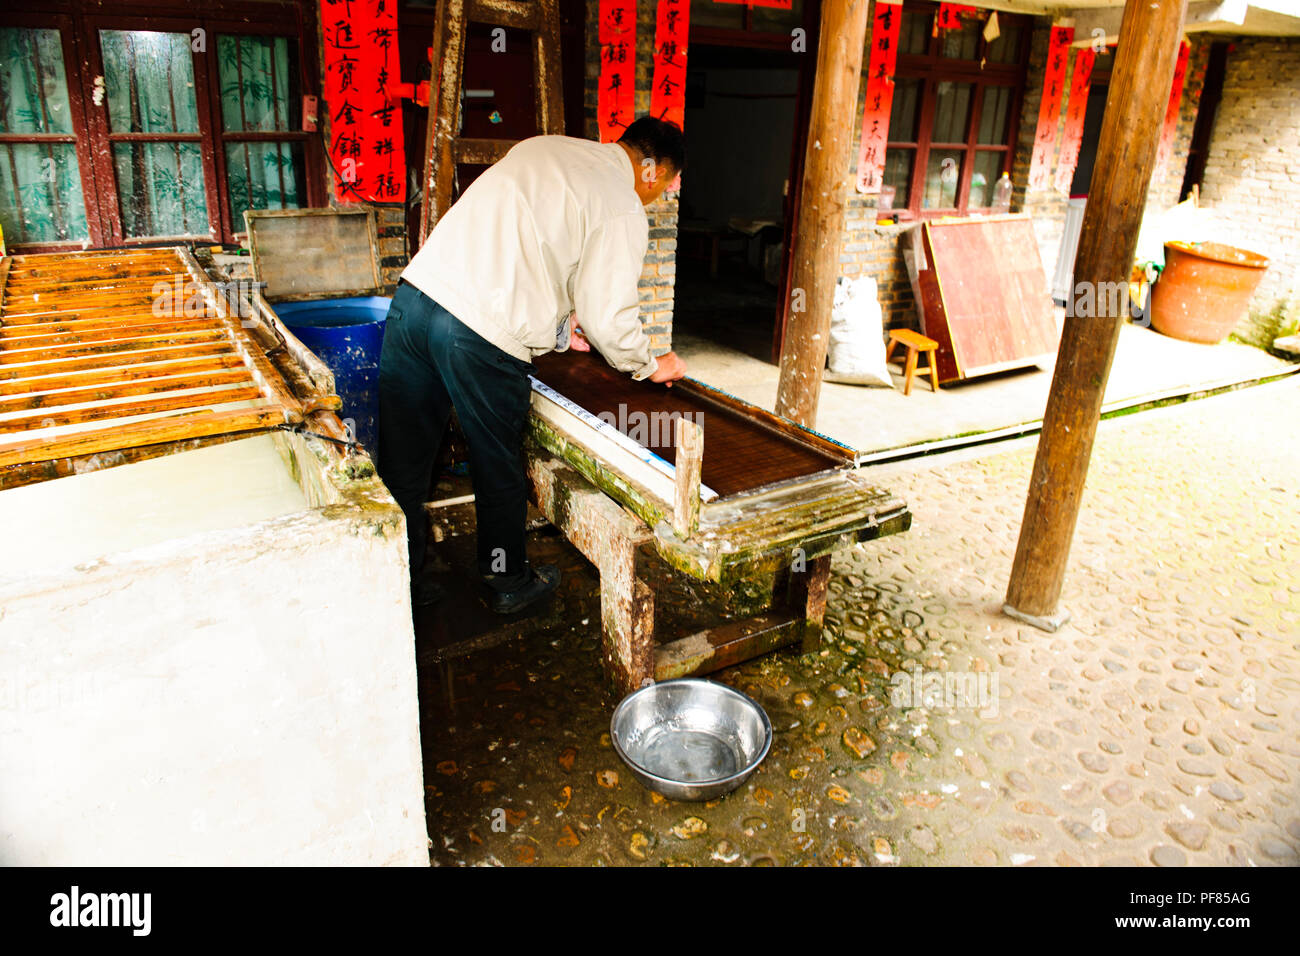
[611,679,772,801]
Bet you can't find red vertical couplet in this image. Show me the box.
[320,0,405,203]
[650,0,690,130]
[1054,48,1095,194]
[714,0,792,8]
[1155,40,1191,174]
[597,0,637,143]
[934,3,978,33]
[1027,24,1074,193]
[855,0,902,194]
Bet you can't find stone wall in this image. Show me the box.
[1198,36,1300,347]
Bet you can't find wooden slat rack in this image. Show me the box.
[0,248,306,483]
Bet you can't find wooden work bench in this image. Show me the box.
[523,350,912,695]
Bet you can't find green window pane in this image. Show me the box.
[931,81,973,144]
[941,20,981,60]
[0,28,74,134]
[225,141,304,229]
[922,148,963,209]
[100,31,199,134]
[986,23,1024,65]
[977,85,1013,145]
[881,147,913,210]
[0,143,89,243]
[112,141,210,237]
[217,35,300,132]
[898,11,930,55]
[887,77,922,142]
[969,151,1004,208]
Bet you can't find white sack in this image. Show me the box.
[825,276,893,387]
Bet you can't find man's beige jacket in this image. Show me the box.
[401,135,659,380]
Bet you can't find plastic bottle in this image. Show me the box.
[991,172,1013,213]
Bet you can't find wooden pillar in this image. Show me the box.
[1004,0,1189,630]
[774,0,872,427]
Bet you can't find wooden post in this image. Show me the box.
[419,0,467,243]
[1004,0,1189,630]
[773,0,872,427]
[673,415,703,538]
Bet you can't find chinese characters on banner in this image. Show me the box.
[713,0,792,9]
[650,0,690,130]
[855,0,902,194]
[320,0,405,203]
[597,0,637,142]
[1027,24,1074,193]
[934,3,978,33]
[1154,40,1191,173]
[1054,49,1095,194]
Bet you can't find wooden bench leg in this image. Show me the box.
[599,539,656,696]
[527,453,655,696]
[902,345,918,396]
[884,336,899,366]
[789,554,833,653]
[927,350,940,392]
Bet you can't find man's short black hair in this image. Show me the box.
[618,116,686,174]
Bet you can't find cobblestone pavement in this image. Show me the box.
[418,375,1300,866]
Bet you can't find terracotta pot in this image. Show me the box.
[1150,240,1269,344]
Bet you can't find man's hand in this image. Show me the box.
[568,315,591,352]
[648,351,687,387]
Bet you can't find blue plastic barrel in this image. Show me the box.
[274,296,389,454]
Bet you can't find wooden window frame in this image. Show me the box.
[0,0,325,253]
[203,19,318,242]
[0,12,109,248]
[886,1,1028,221]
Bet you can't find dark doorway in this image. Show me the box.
[674,43,804,361]
[1069,48,1113,198]
[1180,41,1229,202]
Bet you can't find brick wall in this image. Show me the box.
[1198,36,1300,347]
[836,11,1064,332]
[1012,19,1068,285]
[836,12,1223,337]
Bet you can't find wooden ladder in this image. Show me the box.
[418,0,565,241]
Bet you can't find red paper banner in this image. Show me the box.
[321,0,405,203]
[1027,24,1074,193]
[1155,40,1191,173]
[650,0,690,130]
[934,3,978,33]
[597,0,637,142]
[713,0,792,8]
[855,0,903,194]
[1054,49,1095,195]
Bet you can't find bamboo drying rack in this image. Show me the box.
[0,247,330,488]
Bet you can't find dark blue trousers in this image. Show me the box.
[376,281,535,591]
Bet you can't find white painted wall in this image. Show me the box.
[0,446,427,866]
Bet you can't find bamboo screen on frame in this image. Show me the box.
[0,247,303,472]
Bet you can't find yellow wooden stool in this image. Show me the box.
[885,328,940,396]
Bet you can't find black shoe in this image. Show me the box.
[411,577,448,607]
[488,564,560,615]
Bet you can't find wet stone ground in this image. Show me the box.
[417,377,1300,866]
